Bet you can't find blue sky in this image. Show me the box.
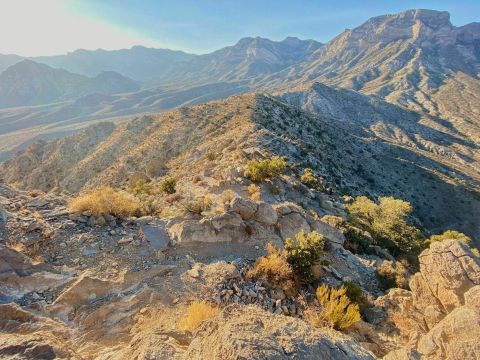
[1,0,479,56]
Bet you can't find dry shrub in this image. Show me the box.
[308,284,360,330]
[246,243,296,294]
[179,301,220,332]
[219,189,236,204]
[247,184,261,201]
[68,186,141,219]
[179,193,212,214]
[6,241,43,264]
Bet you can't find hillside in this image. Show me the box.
[2,92,479,242]
[0,60,140,109]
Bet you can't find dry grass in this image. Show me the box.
[247,184,261,201]
[68,186,141,219]
[6,240,43,264]
[307,284,361,330]
[247,243,296,295]
[179,301,220,332]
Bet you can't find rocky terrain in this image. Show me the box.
[0,159,478,359]
[2,92,479,243]
[1,7,479,360]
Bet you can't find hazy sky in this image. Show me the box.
[1,0,479,56]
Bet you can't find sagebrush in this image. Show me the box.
[68,186,141,219]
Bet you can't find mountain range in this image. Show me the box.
[1,8,479,241]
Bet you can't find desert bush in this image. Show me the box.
[426,230,471,247]
[179,301,220,332]
[309,284,361,330]
[247,184,261,201]
[342,281,369,310]
[131,179,153,196]
[206,152,216,161]
[159,178,176,195]
[376,260,409,289]
[426,230,479,257]
[68,187,141,219]
[245,157,288,182]
[219,189,236,204]
[246,243,296,295]
[285,230,325,281]
[179,193,212,214]
[300,168,320,189]
[346,196,423,257]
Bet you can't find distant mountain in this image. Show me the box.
[33,46,195,82]
[0,60,140,108]
[0,54,24,73]
[0,60,86,108]
[162,37,323,85]
[68,71,140,98]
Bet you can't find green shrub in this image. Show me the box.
[310,284,361,330]
[426,230,471,247]
[245,157,288,182]
[206,152,216,161]
[376,260,409,290]
[342,281,368,310]
[159,178,176,195]
[346,196,423,257]
[285,230,325,281]
[131,179,153,196]
[300,168,320,189]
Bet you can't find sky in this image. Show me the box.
[0,0,479,56]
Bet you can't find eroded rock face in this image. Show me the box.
[168,212,247,243]
[309,220,346,246]
[377,240,480,359]
[410,240,480,313]
[0,245,72,303]
[229,197,258,220]
[184,304,376,360]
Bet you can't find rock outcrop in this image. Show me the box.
[185,304,375,360]
[375,240,480,359]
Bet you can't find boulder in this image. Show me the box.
[309,220,346,246]
[254,202,278,225]
[168,213,246,243]
[410,240,480,313]
[168,220,217,243]
[184,304,375,359]
[277,212,310,240]
[0,245,72,303]
[378,240,480,358]
[229,197,257,220]
[140,220,170,250]
[0,204,10,223]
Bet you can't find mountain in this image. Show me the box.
[0,60,86,108]
[0,60,140,109]
[2,90,479,242]
[68,71,140,98]
[161,37,323,85]
[264,10,480,109]
[33,46,195,82]
[0,54,24,73]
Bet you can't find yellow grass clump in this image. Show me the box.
[179,301,220,332]
[309,284,361,330]
[247,243,296,295]
[68,186,141,219]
